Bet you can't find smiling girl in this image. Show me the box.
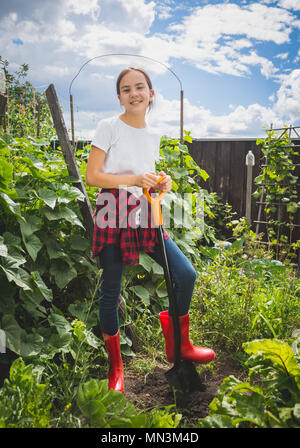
[85,67,215,394]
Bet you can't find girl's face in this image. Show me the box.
[118,70,154,115]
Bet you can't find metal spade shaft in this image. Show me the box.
[143,181,204,393]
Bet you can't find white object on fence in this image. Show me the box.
[246,150,255,166]
[0,329,6,353]
[0,67,6,94]
[245,150,255,222]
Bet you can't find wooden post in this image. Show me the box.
[45,83,138,351]
[37,101,41,138]
[180,90,184,144]
[245,150,255,223]
[70,94,75,148]
[45,84,94,243]
[0,93,7,130]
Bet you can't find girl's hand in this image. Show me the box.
[155,171,172,192]
[137,171,160,188]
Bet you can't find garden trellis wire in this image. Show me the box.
[67,53,184,146]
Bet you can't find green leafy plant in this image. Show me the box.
[0,357,53,428]
[157,133,215,255]
[0,134,99,359]
[253,128,299,262]
[1,56,55,139]
[198,338,300,428]
[191,244,300,352]
[76,378,182,428]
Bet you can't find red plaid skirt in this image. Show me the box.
[92,188,169,266]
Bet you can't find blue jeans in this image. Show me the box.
[98,237,197,335]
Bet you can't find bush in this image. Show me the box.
[0,357,53,427]
[198,337,300,428]
[190,243,300,352]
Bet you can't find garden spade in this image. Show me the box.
[143,178,204,394]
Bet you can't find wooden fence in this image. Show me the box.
[187,138,300,244]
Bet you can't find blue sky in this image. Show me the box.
[0,0,299,139]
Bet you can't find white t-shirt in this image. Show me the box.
[91,116,161,198]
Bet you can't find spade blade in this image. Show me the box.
[165,360,206,394]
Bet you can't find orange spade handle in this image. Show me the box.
[143,175,166,226]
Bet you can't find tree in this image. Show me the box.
[0,56,55,139]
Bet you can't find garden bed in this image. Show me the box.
[124,353,244,426]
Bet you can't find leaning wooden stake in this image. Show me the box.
[45,83,138,351]
[0,93,7,130]
[46,84,94,242]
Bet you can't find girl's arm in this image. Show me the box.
[85,146,160,189]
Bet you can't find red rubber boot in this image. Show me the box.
[102,330,124,393]
[159,311,215,364]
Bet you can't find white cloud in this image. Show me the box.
[275,52,289,59]
[294,49,300,63]
[137,93,281,139]
[88,0,155,33]
[274,69,300,121]
[148,2,298,78]
[1,0,299,139]
[278,0,300,11]
[42,65,71,78]
[2,0,297,84]
[239,51,277,79]
[156,5,172,20]
[176,3,295,45]
[67,0,100,17]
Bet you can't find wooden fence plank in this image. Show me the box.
[217,141,231,204]
[230,141,246,218]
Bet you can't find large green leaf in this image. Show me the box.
[19,215,42,236]
[42,235,63,260]
[151,261,164,276]
[0,192,24,220]
[2,232,25,255]
[198,414,235,428]
[34,188,57,209]
[77,379,137,428]
[49,258,77,289]
[51,182,85,203]
[77,379,108,426]
[0,237,8,257]
[69,235,90,251]
[156,279,167,298]
[230,383,266,427]
[0,315,22,355]
[0,158,13,188]
[48,312,72,334]
[22,233,43,262]
[0,257,32,290]
[129,285,150,304]
[0,279,17,314]
[20,289,47,319]
[22,154,47,172]
[41,206,84,228]
[171,167,190,179]
[19,332,44,357]
[138,252,153,273]
[0,315,42,357]
[244,339,300,377]
[31,271,53,302]
[48,332,72,354]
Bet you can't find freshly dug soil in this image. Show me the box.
[124,353,244,427]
